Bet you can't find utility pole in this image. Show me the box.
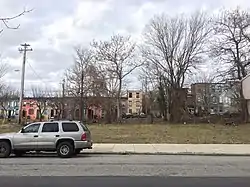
[61,79,65,119]
[18,43,32,124]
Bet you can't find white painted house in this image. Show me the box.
[242,74,250,121]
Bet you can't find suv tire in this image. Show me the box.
[57,141,74,158]
[0,141,11,158]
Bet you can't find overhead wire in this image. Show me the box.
[27,61,46,85]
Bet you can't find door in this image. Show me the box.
[12,123,41,150]
[36,122,60,150]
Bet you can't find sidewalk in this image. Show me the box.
[84,144,250,156]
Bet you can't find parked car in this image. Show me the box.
[0,120,93,158]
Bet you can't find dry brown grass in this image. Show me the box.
[88,124,250,144]
[0,124,21,134]
[1,123,250,144]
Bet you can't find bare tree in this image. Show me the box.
[190,70,217,84]
[65,46,96,121]
[42,89,63,120]
[0,56,10,86]
[0,85,18,121]
[0,8,32,34]
[142,12,212,123]
[92,34,142,121]
[210,8,250,122]
[31,86,49,121]
[138,65,158,115]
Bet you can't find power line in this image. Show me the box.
[27,61,62,88]
[27,61,47,85]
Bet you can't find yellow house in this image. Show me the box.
[127,90,143,114]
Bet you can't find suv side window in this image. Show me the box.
[62,122,79,132]
[42,122,59,133]
[23,123,41,133]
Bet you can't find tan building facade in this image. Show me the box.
[127,90,143,114]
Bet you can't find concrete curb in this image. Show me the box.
[82,151,250,157]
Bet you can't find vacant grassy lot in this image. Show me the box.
[1,123,250,144]
[0,124,21,134]
[88,124,250,144]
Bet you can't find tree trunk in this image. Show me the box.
[58,109,62,120]
[169,88,186,123]
[158,82,168,120]
[116,79,122,122]
[106,103,112,124]
[39,111,42,121]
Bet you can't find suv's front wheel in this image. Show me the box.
[0,141,11,158]
[57,141,74,158]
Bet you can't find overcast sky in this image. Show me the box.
[0,0,249,95]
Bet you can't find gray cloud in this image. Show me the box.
[0,0,249,93]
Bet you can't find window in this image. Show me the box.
[212,97,217,103]
[62,122,79,132]
[23,123,40,133]
[129,109,132,114]
[50,110,54,117]
[129,101,132,107]
[28,109,34,115]
[136,93,140,98]
[219,96,223,103]
[197,96,201,102]
[129,92,132,98]
[42,122,59,133]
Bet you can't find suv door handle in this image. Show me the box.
[34,135,38,138]
[55,135,60,137]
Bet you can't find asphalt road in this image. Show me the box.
[1,176,250,187]
[1,154,250,177]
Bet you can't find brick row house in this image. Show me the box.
[190,82,241,115]
[16,96,128,122]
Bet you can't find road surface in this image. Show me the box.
[1,154,250,186]
[1,154,250,176]
[1,176,250,187]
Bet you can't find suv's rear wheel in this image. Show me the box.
[0,141,11,158]
[57,141,74,158]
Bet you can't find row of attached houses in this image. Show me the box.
[0,94,141,122]
[188,81,241,115]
